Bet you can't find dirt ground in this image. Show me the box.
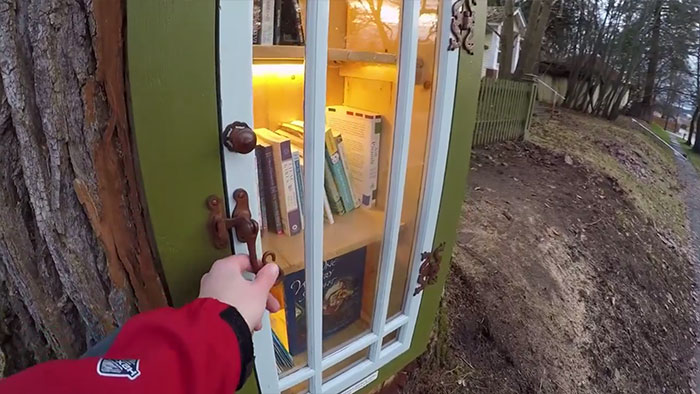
[392,110,697,393]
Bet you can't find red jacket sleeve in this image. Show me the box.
[0,298,254,394]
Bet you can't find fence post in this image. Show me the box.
[522,74,538,140]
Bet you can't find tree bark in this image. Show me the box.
[0,0,167,376]
[499,0,515,78]
[514,0,553,77]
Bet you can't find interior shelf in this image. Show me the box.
[263,208,385,274]
[253,45,397,64]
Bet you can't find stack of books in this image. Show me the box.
[253,0,304,46]
[253,106,382,238]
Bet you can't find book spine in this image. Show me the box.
[255,146,268,233]
[273,0,282,44]
[293,0,304,44]
[273,140,302,236]
[292,150,304,229]
[260,0,274,45]
[323,192,335,224]
[369,117,382,207]
[261,145,284,234]
[335,134,362,209]
[325,130,355,213]
[324,154,345,215]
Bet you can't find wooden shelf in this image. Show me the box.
[262,208,385,274]
[253,45,397,64]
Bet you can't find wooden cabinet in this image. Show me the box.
[127,1,485,393]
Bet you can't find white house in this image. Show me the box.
[482,6,527,78]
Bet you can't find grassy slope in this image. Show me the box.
[529,109,688,242]
[649,122,672,145]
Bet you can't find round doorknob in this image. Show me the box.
[223,121,256,154]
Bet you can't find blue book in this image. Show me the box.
[283,247,367,355]
[325,129,355,213]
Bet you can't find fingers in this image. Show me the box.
[254,263,280,292]
[266,293,281,313]
[211,254,252,274]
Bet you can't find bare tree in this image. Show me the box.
[0,0,167,376]
[515,0,554,77]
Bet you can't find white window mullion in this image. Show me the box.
[399,0,461,345]
[303,1,330,392]
[368,0,421,363]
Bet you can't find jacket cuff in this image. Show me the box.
[219,306,254,390]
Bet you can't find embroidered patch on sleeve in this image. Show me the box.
[96,358,141,380]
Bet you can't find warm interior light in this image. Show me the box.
[252,62,305,78]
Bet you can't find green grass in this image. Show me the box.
[650,123,672,145]
[677,138,700,174]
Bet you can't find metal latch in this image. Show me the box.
[414,242,446,295]
[206,189,276,275]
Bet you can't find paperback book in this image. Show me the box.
[282,247,367,355]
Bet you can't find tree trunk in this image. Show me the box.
[686,107,697,146]
[0,0,167,376]
[514,0,553,77]
[694,108,700,153]
[499,0,515,79]
[639,0,663,122]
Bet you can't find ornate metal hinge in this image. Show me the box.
[414,242,446,295]
[448,0,477,54]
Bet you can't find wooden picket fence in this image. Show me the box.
[473,78,537,147]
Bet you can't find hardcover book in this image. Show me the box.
[257,142,283,234]
[255,128,302,236]
[283,247,367,355]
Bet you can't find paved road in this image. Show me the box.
[670,138,700,391]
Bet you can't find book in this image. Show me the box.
[255,128,302,236]
[283,247,367,355]
[278,121,336,223]
[292,149,304,229]
[325,129,355,213]
[273,0,282,44]
[254,145,268,233]
[324,150,345,215]
[253,0,262,44]
[323,190,335,224]
[276,0,304,45]
[276,125,304,147]
[257,142,284,234]
[326,106,382,208]
[334,133,361,209]
[260,0,275,45]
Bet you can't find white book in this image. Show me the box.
[261,0,274,45]
[326,106,382,208]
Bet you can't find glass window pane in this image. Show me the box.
[382,329,398,348]
[318,0,402,357]
[385,0,440,320]
[283,380,309,394]
[251,0,308,378]
[322,348,370,383]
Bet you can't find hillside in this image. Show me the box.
[395,109,696,393]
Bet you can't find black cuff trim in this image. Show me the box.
[219,307,254,390]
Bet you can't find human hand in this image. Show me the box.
[199,255,281,331]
